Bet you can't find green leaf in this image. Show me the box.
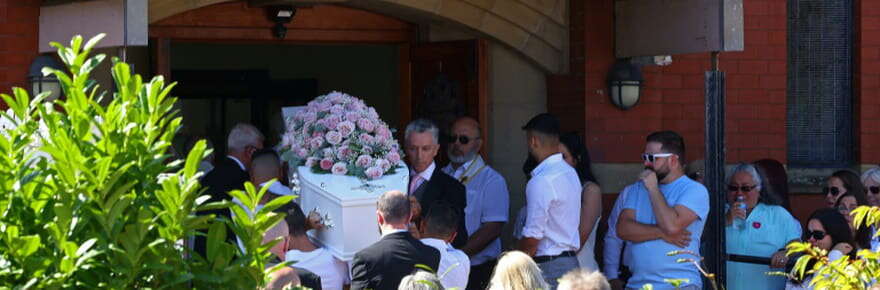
[206,221,227,262]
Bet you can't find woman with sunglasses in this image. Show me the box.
[861,167,880,251]
[834,193,872,250]
[824,170,867,209]
[558,132,602,272]
[785,208,855,290]
[725,163,802,290]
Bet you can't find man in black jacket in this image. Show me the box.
[194,123,264,257]
[350,190,441,290]
[404,118,468,248]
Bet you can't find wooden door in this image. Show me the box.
[400,39,488,165]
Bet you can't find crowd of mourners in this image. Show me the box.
[188,112,877,290]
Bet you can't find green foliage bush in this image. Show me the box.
[0,34,290,289]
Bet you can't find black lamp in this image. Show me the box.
[28,55,64,101]
[267,6,296,39]
[607,59,644,110]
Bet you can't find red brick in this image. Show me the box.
[757,104,786,120]
[646,74,683,89]
[728,104,758,119]
[767,60,786,74]
[767,1,786,16]
[861,75,880,89]
[745,15,761,30]
[862,119,880,133]
[631,103,664,119]
[664,59,707,74]
[683,104,704,119]
[863,30,880,46]
[767,90,786,104]
[768,30,786,45]
[760,45,787,60]
[682,75,705,89]
[725,49,759,60]
[739,149,771,161]
[760,75,786,89]
[863,47,880,61]
[746,30,769,46]
[866,1,880,17]
[663,119,703,133]
[861,104,880,119]
[739,120,784,133]
[755,133,786,149]
[759,16,786,30]
[663,89,702,104]
[745,1,769,16]
[767,149,787,164]
[865,17,880,31]
[728,75,760,89]
[738,60,769,74]
[729,133,757,149]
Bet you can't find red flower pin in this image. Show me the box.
[752,222,761,229]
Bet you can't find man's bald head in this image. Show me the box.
[448,116,482,165]
[377,190,411,225]
[452,116,481,138]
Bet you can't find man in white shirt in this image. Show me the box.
[441,116,509,290]
[420,203,471,289]
[517,113,581,289]
[281,202,350,290]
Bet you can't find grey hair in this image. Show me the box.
[227,123,264,153]
[398,270,444,290]
[727,163,763,192]
[405,118,440,144]
[862,167,880,185]
[557,269,611,290]
[377,190,411,224]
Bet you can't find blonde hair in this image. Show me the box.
[557,268,611,290]
[488,251,549,290]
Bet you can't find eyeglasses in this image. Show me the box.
[642,153,674,163]
[837,205,857,212]
[806,230,826,241]
[727,184,757,193]
[866,186,880,194]
[822,187,841,196]
[448,134,477,145]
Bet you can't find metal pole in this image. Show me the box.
[704,51,726,289]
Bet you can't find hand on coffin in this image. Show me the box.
[306,210,325,231]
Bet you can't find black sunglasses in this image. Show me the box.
[448,134,477,145]
[806,230,826,241]
[822,187,841,196]
[866,186,880,194]
[727,184,757,193]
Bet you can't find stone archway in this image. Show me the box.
[148,0,567,73]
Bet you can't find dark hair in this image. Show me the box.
[646,131,686,164]
[559,132,598,184]
[282,202,308,237]
[831,170,869,205]
[521,113,561,136]
[808,208,856,257]
[834,193,872,250]
[753,159,790,210]
[377,191,411,224]
[423,202,459,237]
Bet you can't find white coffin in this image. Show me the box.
[295,165,409,261]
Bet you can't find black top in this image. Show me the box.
[411,169,469,248]
[350,231,441,290]
[194,156,250,256]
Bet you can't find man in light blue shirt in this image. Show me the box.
[617,131,709,290]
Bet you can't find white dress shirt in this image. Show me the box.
[285,248,351,290]
[442,157,509,265]
[421,238,471,289]
[522,153,582,256]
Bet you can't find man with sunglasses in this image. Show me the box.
[616,131,709,290]
[441,117,509,290]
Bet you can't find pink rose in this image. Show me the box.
[365,166,383,179]
[375,133,389,145]
[376,159,391,172]
[386,152,401,165]
[320,158,334,170]
[362,146,374,155]
[326,130,343,145]
[325,115,342,129]
[297,148,309,158]
[305,157,319,167]
[322,148,335,159]
[356,155,373,168]
[376,126,392,139]
[367,108,379,119]
[337,121,355,137]
[345,112,360,122]
[331,162,348,175]
[317,101,332,111]
[358,133,375,144]
[357,118,375,132]
[336,147,351,160]
[310,136,324,150]
[330,105,344,115]
[303,112,317,123]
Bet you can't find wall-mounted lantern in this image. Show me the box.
[28,55,64,101]
[607,59,643,110]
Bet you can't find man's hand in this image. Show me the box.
[640,169,659,192]
[661,229,692,248]
[307,210,325,231]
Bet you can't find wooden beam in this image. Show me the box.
[247,0,348,7]
[149,26,410,43]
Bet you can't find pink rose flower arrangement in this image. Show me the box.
[282,91,405,179]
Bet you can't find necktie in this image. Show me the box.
[409,175,423,195]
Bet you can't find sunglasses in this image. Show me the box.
[837,205,857,212]
[448,134,477,145]
[805,230,826,241]
[642,153,674,163]
[822,187,841,196]
[866,186,880,194]
[727,184,757,193]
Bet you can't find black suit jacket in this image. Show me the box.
[411,169,469,247]
[194,156,249,256]
[350,231,441,290]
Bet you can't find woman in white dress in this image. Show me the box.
[559,132,602,271]
[785,208,855,290]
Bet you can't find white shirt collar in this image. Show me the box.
[444,158,475,177]
[227,155,246,171]
[420,238,451,250]
[381,228,408,237]
[531,153,564,177]
[412,162,436,182]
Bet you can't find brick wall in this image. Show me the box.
[0,0,40,104]
[551,0,789,164]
